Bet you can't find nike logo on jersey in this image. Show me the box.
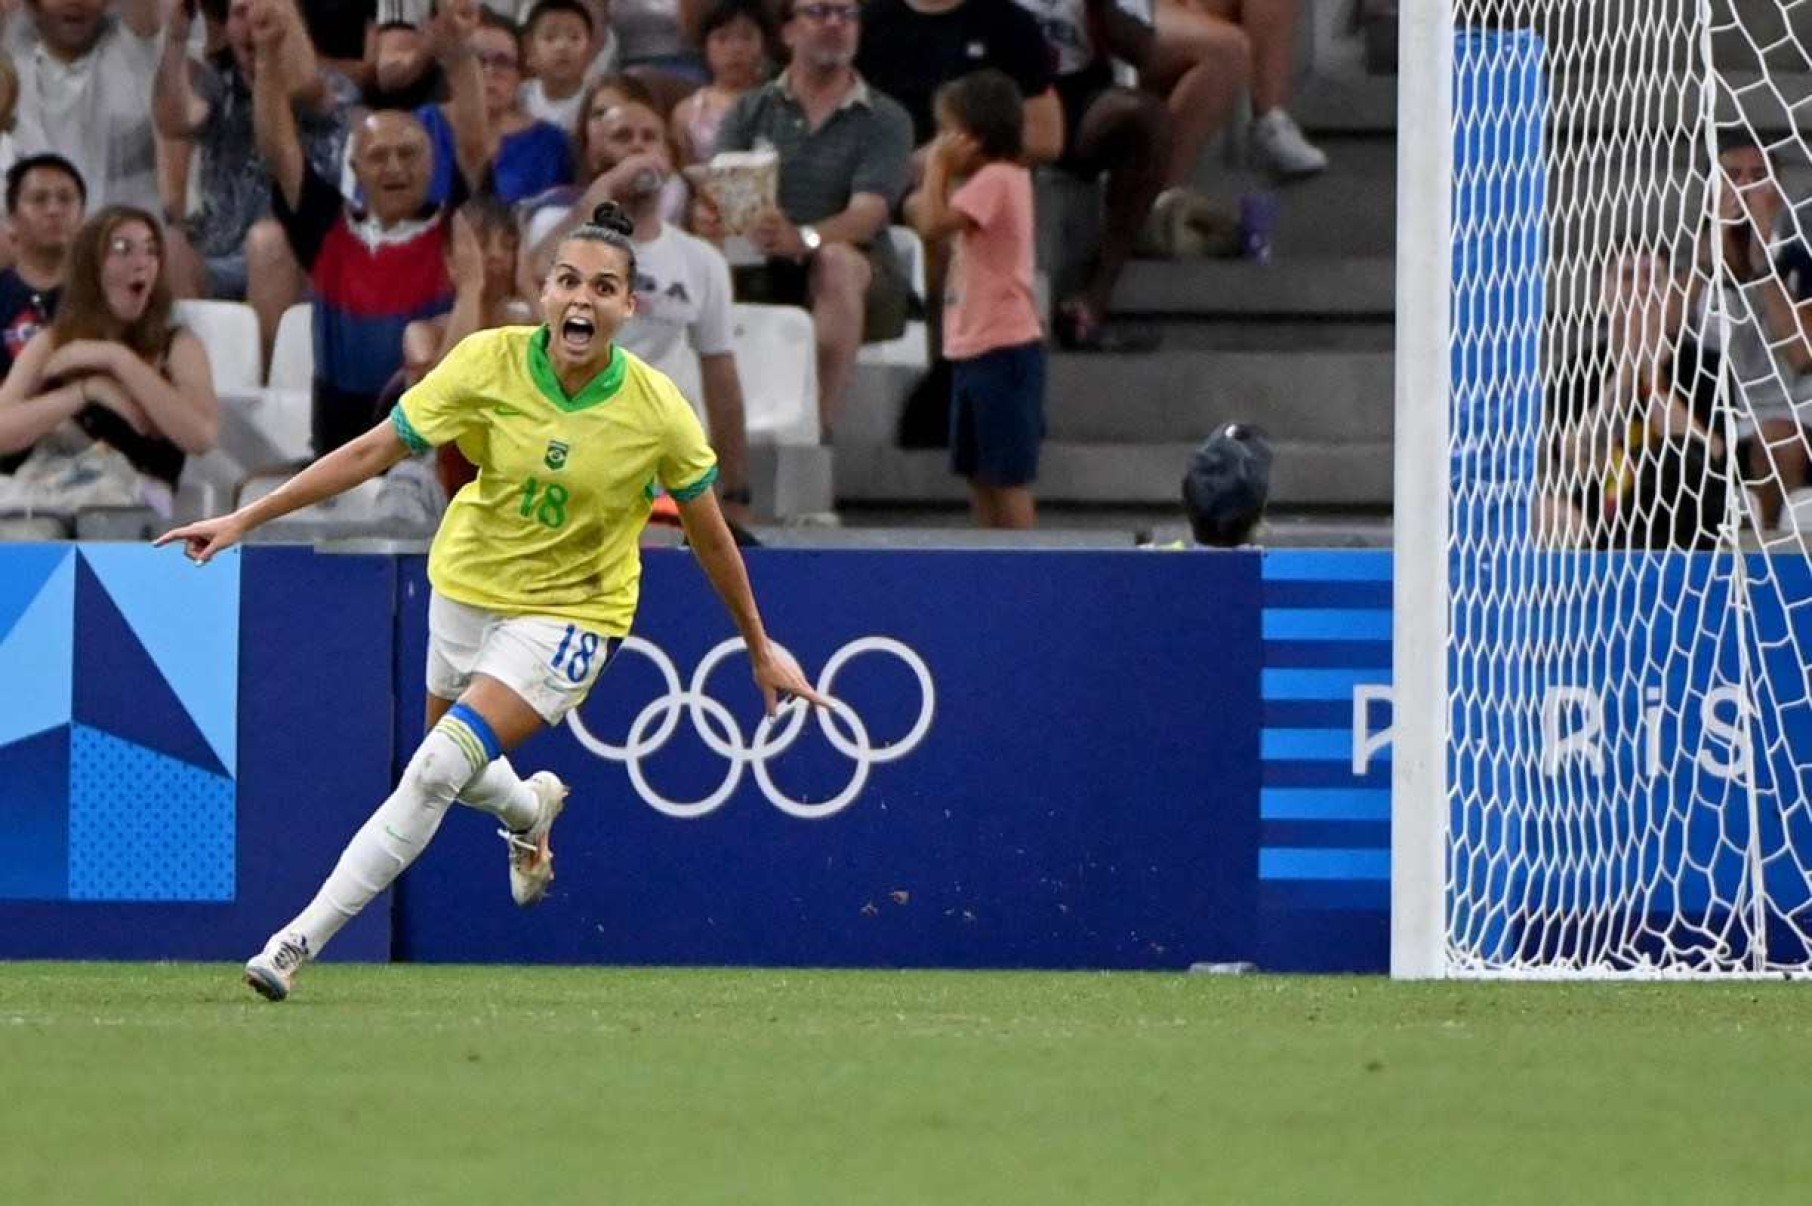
[494,403,525,416]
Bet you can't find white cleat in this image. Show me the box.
[244,931,311,1002]
[1250,108,1329,178]
[501,771,569,907]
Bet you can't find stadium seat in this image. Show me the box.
[237,471,383,521]
[174,448,251,521]
[226,301,315,469]
[73,507,162,541]
[729,303,819,445]
[219,388,311,467]
[1782,488,1812,535]
[175,299,263,394]
[267,303,313,391]
[0,511,71,540]
[857,226,930,369]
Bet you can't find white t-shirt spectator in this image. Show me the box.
[520,31,620,133]
[7,15,163,211]
[616,224,735,415]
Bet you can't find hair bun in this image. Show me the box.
[590,201,634,237]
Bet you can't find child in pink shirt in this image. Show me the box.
[914,70,1046,530]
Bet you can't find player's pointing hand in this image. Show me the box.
[752,644,831,717]
[154,514,248,565]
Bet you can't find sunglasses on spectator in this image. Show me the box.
[795,3,859,23]
[477,50,520,70]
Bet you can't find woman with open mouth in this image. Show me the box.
[0,205,219,518]
[160,200,829,1004]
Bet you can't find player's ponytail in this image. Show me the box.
[589,201,634,237]
[561,200,639,280]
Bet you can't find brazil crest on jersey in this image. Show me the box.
[391,325,718,635]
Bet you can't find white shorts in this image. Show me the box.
[426,592,617,724]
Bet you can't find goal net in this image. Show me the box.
[1394,0,1812,975]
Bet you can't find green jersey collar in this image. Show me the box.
[528,326,628,411]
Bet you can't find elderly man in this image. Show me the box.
[253,0,491,455]
[713,0,913,438]
[155,0,358,357]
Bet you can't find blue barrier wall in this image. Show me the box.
[0,544,1395,971]
[0,546,394,961]
[395,551,1266,969]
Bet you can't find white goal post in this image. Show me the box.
[1393,0,1812,977]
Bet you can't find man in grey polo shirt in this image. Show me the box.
[714,0,913,438]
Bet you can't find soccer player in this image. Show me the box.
[157,201,828,1002]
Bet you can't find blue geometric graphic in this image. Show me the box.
[0,543,238,902]
[0,725,70,899]
[1258,550,1392,909]
[81,545,239,775]
[0,547,73,748]
[72,554,227,779]
[0,543,68,641]
[67,725,234,901]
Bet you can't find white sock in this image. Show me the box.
[459,756,539,831]
[283,714,491,956]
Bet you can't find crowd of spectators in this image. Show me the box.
[0,0,1332,531]
[1539,132,1812,550]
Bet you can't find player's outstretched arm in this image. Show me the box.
[675,489,830,717]
[156,420,413,563]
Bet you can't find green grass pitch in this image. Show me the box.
[4,964,1812,1204]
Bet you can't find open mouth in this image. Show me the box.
[559,314,596,351]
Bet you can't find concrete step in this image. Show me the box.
[834,440,1396,508]
[1291,74,1397,134]
[1116,257,1395,319]
[1186,140,1397,257]
[1126,320,1395,353]
[1044,349,1392,444]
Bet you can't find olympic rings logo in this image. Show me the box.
[563,636,935,819]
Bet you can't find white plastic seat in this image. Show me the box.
[266,302,313,391]
[729,303,819,445]
[1780,488,1812,535]
[0,512,71,541]
[857,225,930,369]
[238,472,383,521]
[238,302,316,464]
[175,299,262,394]
[216,391,311,466]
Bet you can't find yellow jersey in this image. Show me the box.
[391,325,718,635]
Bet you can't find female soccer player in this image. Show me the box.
[158,202,826,1002]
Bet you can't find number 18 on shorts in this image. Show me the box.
[426,592,618,724]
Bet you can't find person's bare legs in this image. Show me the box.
[978,483,1036,529]
[1064,89,1169,335]
[245,218,307,370]
[163,226,210,299]
[808,243,872,437]
[1150,0,1250,188]
[1197,0,1301,113]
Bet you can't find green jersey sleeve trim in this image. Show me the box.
[527,326,628,412]
[390,404,432,454]
[669,464,720,502]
